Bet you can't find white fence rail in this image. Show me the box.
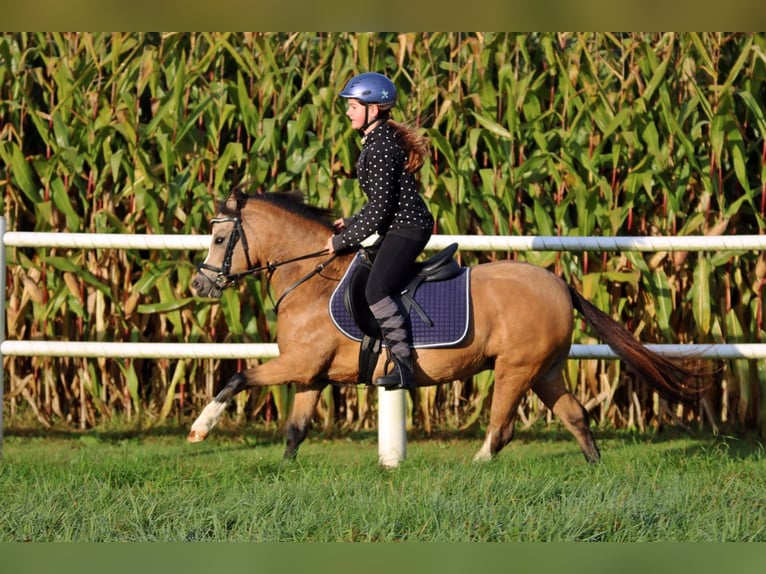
[2,220,766,463]
[5,230,766,252]
[2,340,766,360]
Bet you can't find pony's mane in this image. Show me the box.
[218,187,334,230]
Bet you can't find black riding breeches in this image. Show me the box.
[365,227,431,306]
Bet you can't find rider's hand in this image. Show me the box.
[325,236,336,254]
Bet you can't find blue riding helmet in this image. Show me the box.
[339,72,397,109]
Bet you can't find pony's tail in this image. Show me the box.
[568,285,709,404]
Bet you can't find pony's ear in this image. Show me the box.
[226,181,251,211]
[224,193,240,212]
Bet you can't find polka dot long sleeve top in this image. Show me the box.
[331,122,434,253]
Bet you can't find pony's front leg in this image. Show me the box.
[188,352,329,443]
[188,372,249,442]
[283,382,326,460]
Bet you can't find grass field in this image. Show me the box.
[1,423,764,542]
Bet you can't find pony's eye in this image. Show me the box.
[214,236,225,245]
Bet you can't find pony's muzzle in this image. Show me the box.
[191,270,224,298]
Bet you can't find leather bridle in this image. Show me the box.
[195,214,337,312]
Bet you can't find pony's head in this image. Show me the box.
[191,187,334,298]
[191,186,256,298]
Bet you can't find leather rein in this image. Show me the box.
[196,215,338,313]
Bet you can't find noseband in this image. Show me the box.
[196,214,336,311]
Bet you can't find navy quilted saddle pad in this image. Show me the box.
[328,253,471,348]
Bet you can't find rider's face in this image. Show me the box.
[346,99,378,131]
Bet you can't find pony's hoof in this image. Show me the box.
[472,450,493,463]
[187,429,208,443]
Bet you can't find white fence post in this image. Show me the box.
[377,388,407,468]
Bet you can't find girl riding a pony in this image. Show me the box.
[324,72,434,391]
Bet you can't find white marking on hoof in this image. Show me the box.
[472,432,494,463]
[188,400,227,443]
[472,450,493,463]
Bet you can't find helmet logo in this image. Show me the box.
[381,89,389,100]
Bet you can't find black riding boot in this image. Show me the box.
[369,296,415,390]
[376,352,414,390]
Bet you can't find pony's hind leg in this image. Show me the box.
[473,361,531,463]
[532,371,601,463]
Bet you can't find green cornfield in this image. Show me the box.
[1,32,765,437]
